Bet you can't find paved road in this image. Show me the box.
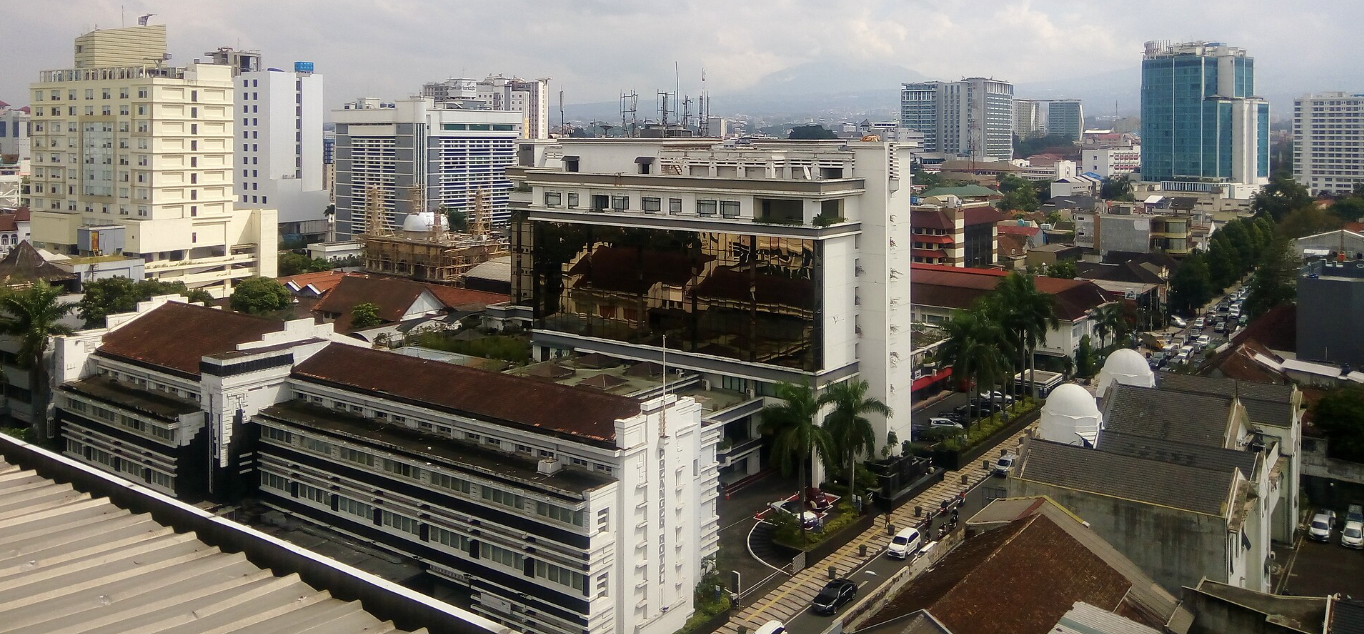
[717,426,1033,634]
[1279,530,1364,598]
[718,472,802,593]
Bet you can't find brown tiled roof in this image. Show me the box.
[313,275,433,332]
[97,302,286,377]
[423,284,508,310]
[279,270,352,296]
[1233,303,1296,352]
[997,233,1028,257]
[0,215,18,232]
[0,241,75,286]
[962,207,1008,226]
[911,208,955,230]
[867,514,1133,634]
[292,344,639,446]
[12,207,28,222]
[997,225,1040,237]
[910,264,1110,320]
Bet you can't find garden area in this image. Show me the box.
[676,568,731,634]
[769,500,863,551]
[936,397,1040,452]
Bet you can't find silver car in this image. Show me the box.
[1308,510,1336,542]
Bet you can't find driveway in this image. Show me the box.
[1279,532,1364,598]
[718,471,802,595]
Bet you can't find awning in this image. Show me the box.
[912,249,946,260]
[912,367,952,391]
[916,235,954,245]
[635,156,655,164]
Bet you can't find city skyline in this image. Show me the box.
[3,1,1364,117]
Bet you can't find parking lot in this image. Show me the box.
[1279,535,1364,597]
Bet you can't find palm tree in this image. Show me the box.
[0,282,77,442]
[999,274,1059,398]
[820,379,891,506]
[937,304,1011,428]
[762,380,832,544]
[1093,303,1126,349]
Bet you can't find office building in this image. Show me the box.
[1293,92,1364,195]
[1014,99,1084,142]
[910,191,1008,267]
[1014,99,1043,137]
[206,47,330,243]
[0,104,30,164]
[901,78,1014,160]
[424,75,551,140]
[50,296,720,634]
[505,138,915,449]
[1082,145,1141,178]
[26,24,277,296]
[333,97,521,239]
[1140,41,1270,193]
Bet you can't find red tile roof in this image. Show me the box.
[279,270,352,296]
[911,264,1111,320]
[996,233,1028,257]
[0,215,18,232]
[916,235,954,245]
[423,284,508,310]
[996,225,1040,237]
[12,207,29,222]
[292,344,640,446]
[312,275,435,332]
[1233,303,1296,352]
[911,208,955,230]
[97,302,286,377]
[866,513,1136,634]
[962,207,1008,226]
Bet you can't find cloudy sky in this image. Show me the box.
[2,0,1362,113]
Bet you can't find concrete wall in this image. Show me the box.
[1007,478,1229,594]
[1297,271,1364,366]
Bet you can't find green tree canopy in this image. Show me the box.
[788,125,836,140]
[1331,196,1364,223]
[761,381,831,543]
[1251,175,1312,222]
[1045,260,1077,279]
[820,379,890,498]
[1278,204,1342,240]
[1169,252,1213,316]
[278,252,334,277]
[229,277,291,315]
[995,174,1040,213]
[1244,239,1299,319]
[350,302,382,329]
[1100,176,1135,201]
[78,277,214,328]
[0,282,77,441]
[1312,385,1364,462]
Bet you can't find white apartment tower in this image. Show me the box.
[901,78,1014,160]
[206,48,330,242]
[27,25,276,296]
[333,97,521,239]
[507,138,915,450]
[425,75,551,140]
[1294,92,1364,195]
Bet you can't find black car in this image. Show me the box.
[812,579,858,615]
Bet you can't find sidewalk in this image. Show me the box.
[716,424,1035,633]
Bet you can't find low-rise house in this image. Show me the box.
[310,274,507,335]
[854,496,1187,634]
[910,200,1008,267]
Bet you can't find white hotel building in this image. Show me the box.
[503,138,915,454]
[1294,92,1364,195]
[50,297,719,634]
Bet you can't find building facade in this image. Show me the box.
[50,297,721,634]
[1015,99,1085,141]
[1014,99,1043,138]
[902,78,1014,160]
[0,106,30,164]
[424,75,552,140]
[1293,92,1364,195]
[26,25,277,296]
[1140,41,1270,189]
[207,48,330,243]
[1082,145,1141,178]
[333,97,521,239]
[506,138,916,449]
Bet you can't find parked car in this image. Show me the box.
[978,390,1014,404]
[992,454,1016,477]
[927,417,963,430]
[1192,317,1205,329]
[1347,504,1363,525]
[1170,316,1187,328]
[806,487,835,513]
[1343,521,1364,550]
[770,499,819,529]
[887,527,923,560]
[811,579,859,615]
[1214,322,1227,334]
[1308,510,1336,542]
[1196,335,1211,347]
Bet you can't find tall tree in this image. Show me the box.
[819,379,891,503]
[1100,176,1135,201]
[993,273,1058,398]
[762,381,832,544]
[938,304,1011,426]
[1045,260,1077,280]
[1093,303,1126,349]
[1245,238,1299,319]
[1251,175,1313,222]
[1278,204,1342,240]
[229,277,291,315]
[1169,252,1213,316]
[0,283,77,442]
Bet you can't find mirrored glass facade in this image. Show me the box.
[523,223,824,372]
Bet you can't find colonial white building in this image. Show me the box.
[505,137,914,453]
[49,296,720,634]
[1294,92,1364,195]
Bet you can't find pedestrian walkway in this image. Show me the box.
[716,425,1035,633]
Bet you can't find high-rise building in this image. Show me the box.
[26,24,276,296]
[1014,99,1043,137]
[1014,99,1084,142]
[424,75,551,140]
[206,47,328,244]
[333,97,521,239]
[0,105,30,165]
[901,78,1013,160]
[1140,41,1270,190]
[1293,92,1364,195]
[505,138,915,450]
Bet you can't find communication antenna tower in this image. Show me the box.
[620,91,638,138]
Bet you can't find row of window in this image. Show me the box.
[261,471,587,591]
[66,437,174,491]
[263,424,587,527]
[33,87,151,102]
[543,191,741,218]
[64,396,176,442]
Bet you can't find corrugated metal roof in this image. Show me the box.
[0,459,424,634]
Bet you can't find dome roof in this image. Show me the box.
[1039,383,1102,447]
[401,211,436,233]
[1096,348,1155,397]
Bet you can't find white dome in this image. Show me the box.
[1096,348,1155,398]
[402,211,437,233]
[1039,383,1102,447]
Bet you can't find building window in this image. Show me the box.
[720,200,740,218]
[261,426,292,443]
[431,525,469,551]
[697,199,719,216]
[338,496,373,520]
[300,436,331,455]
[610,195,629,211]
[567,192,579,208]
[642,197,661,213]
[479,542,523,569]
[381,510,420,535]
[381,458,420,479]
[536,561,587,591]
[338,446,374,467]
[536,501,585,526]
[545,192,562,207]
[481,485,524,509]
[261,471,288,492]
[431,472,472,494]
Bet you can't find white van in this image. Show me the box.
[754,620,785,634]
[887,527,922,559]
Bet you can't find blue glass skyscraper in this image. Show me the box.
[1140,41,1270,188]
